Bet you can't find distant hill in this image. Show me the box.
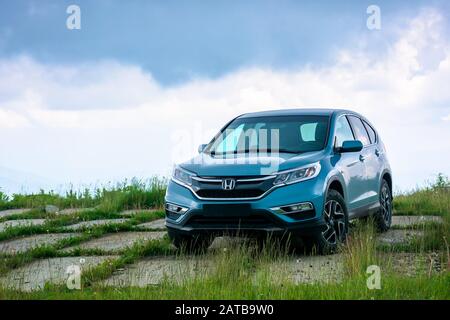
[0,166,53,195]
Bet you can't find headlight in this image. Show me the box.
[172,166,196,186]
[273,162,321,185]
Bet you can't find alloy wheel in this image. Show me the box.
[380,184,392,225]
[322,200,346,245]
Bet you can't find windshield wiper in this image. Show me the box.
[209,149,303,155]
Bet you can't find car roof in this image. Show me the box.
[237,108,354,118]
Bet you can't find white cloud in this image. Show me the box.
[0,9,449,192]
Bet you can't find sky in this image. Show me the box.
[0,0,449,194]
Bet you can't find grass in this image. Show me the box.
[394,173,450,216]
[0,209,166,275]
[1,174,447,216]
[0,177,167,211]
[0,233,448,299]
[0,174,449,299]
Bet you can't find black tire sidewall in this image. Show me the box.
[375,179,392,231]
[308,189,349,254]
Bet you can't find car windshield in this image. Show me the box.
[206,115,330,155]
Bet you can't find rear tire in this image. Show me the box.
[374,179,392,232]
[168,230,212,253]
[306,189,349,254]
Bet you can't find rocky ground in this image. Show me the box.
[0,208,445,291]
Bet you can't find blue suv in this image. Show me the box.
[165,109,393,253]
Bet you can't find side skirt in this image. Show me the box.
[348,201,380,220]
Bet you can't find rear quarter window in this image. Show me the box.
[362,120,377,144]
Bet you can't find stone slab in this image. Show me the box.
[0,256,118,291]
[391,215,443,227]
[55,208,95,216]
[0,233,78,255]
[0,219,47,232]
[102,256,209,287]
[135,219,165,230]
[120,209,159,217]
[63,219,130,231]
[377,229,424,245]
[0,209,32,218]
[62,231,166,253]
[265,255,344,284]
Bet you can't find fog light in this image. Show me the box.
[165,203,189,214]
[271,202,313,214]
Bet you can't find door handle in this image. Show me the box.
[375,149,380,157]
[359,154,366,162]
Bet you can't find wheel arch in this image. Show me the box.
[325,176,346,199]
[381,170,393,195]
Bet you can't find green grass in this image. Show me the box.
[0,174,449,300]
[394,174,450,216]
[0,233,448,299]
[0,177,167,211]
[1,273,448,300]
[0,209,166,275]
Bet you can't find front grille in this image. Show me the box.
[191,175,275,199]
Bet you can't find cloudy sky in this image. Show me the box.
[0,0,449,194]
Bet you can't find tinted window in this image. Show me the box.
[347,116,370,146]
[207,115,330,155]
[334,116,354,148]
[363,120,376,144]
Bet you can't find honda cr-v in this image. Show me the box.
[165,109,393,253]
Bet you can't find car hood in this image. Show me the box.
[179,151,325,176]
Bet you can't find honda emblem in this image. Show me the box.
[222,179,236,190]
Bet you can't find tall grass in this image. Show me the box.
[0,177,167,211]
[394,173,450,216]
[340,219,380,278]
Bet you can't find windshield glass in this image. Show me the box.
[206,115,330,155]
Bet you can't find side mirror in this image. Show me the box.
[198,144,207,153]
[337,140,363,153]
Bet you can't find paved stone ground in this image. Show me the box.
[391,215,443,227]
[0,219,47,232]
[0,209,31,218]
[0,256,118,291]
[0,233,78,255]
[61,231,166,253]
[0,213,445,291]
[120,209,159,217]
[377,229,424,245]
[265,255,344,284]
[136,219,165,230]
[102,256,210,287]
[63,219,130,231]
[388,252,444,276]
[56,208,95,216]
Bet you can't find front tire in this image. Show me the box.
[306,189,349,254]
[374,179,392,232]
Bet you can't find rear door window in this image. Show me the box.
[347,116,370,146]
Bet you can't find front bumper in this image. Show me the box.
[164,177,327,237]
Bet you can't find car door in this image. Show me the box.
[347,115,374,209]
[333,115,367,214]
[361,119,383,204]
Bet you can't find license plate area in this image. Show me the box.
[202,204,251,217]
